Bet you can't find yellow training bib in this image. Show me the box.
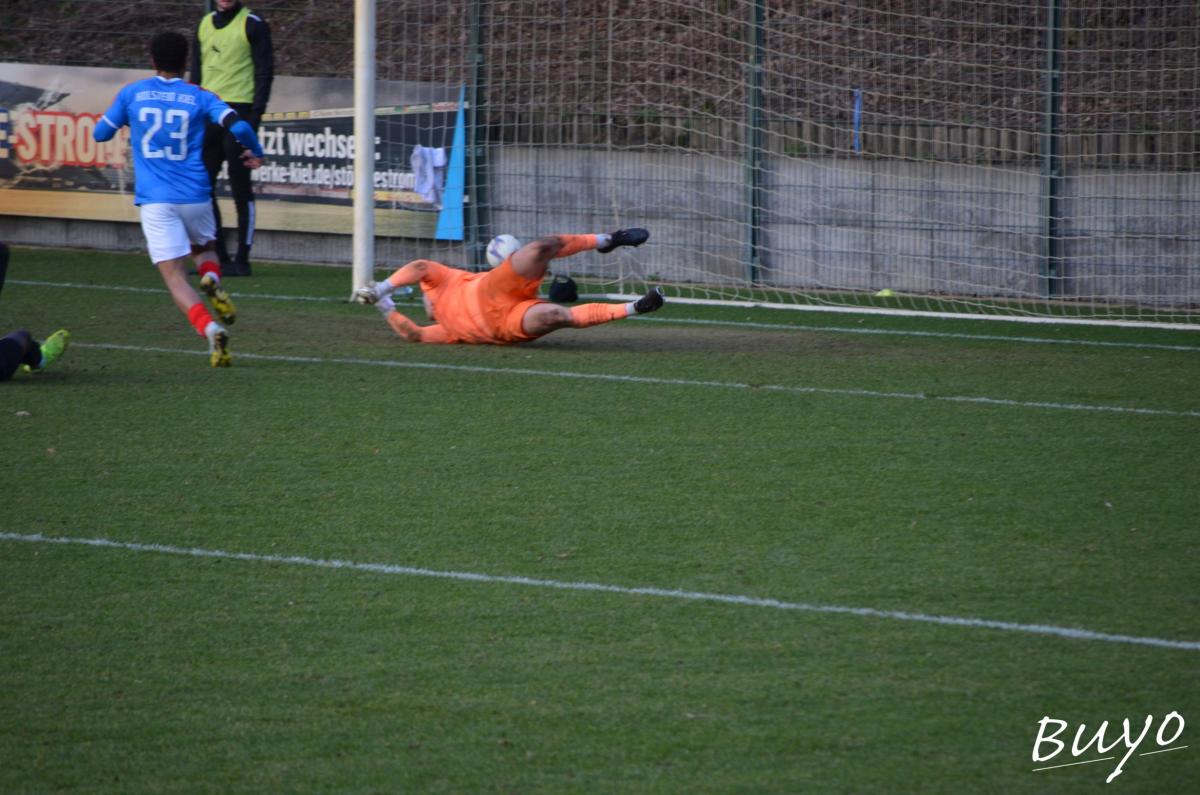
[197,6,254,104]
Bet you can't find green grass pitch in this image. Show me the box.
[1,246,1197,793]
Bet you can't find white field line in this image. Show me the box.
[3,532,1198,651]
[9,279,341,303]
[634,316,1200,353]
[75,342,1200,419]
[12,279,1200,352]
[598,292,1200,332]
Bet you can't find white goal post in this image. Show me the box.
[351,0,376,296]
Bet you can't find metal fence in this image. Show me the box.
[4,1,1198,321]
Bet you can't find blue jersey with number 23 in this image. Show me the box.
[98,76,234,206]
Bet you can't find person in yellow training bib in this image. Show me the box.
[192,0,274,277]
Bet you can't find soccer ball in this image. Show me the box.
[486,234,521,268]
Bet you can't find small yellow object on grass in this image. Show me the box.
[875,288,895,298]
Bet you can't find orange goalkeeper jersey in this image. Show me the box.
[415,259,545,344]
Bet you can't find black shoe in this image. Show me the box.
[633,286,665,314]
[598,228,649,253]
[548,274,578,303]
[225,261,252,277]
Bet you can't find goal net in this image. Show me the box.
[3,1,1196,326]
[370,0,1199,327]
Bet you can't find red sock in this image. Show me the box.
[553,234,598,258]
[187,303,214,336]
[569,302,628,328]
[197,257,222,281]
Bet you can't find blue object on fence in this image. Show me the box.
[853,89,863,153]
[435,85,467,241]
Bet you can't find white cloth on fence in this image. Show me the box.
[410,145,446,208]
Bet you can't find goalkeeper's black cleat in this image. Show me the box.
[598,228,649,253]
[632,286,665,315]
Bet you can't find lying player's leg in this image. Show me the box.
[508,236,583,280]
[475,233,632,332]
[520,303,574,337]
[32,329,71,372]
[507,228,650,281]
[0,330,37,381]
[568,286,665,327]
[1,328,70,379]
[521,286,666,338]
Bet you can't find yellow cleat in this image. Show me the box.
[200,273,237,325]
[207,326,232,368]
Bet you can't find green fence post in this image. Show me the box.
[1039,0,1064,298]
[745,0,765,285]
[467,0,490,268]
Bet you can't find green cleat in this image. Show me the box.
[207,325,232,368]
[22,329,70,373]
[200,273,237,325]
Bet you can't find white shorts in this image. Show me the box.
[139,202,216,264]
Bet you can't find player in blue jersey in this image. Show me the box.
[94,31,265,366]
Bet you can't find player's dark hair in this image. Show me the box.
[149,32,188,74]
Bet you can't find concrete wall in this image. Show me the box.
[489,148,1199,303]
[1060,172,1200,304]
[489,148,747,283]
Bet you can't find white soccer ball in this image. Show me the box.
[486,234,521,268]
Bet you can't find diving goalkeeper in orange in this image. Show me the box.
[353,229,664,344]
